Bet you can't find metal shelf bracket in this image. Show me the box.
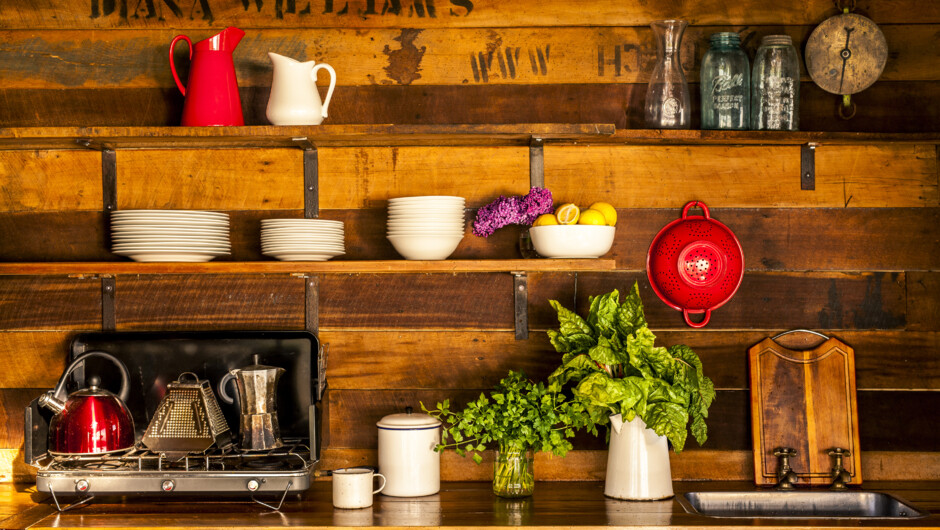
[513,272,528,340]
[529,137,544,189]
[801,142,817,190]
[293,137,319,219]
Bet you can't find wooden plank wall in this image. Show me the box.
[1,0,939,483]
[1,142,939,482]
[0,0,938,130]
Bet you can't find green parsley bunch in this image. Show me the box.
[422,370,589,464]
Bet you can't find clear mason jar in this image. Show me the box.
[700,32,750,130]
[750,34,800,130]
[493,446,534,498]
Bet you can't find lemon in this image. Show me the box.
[578,208,607,226]
[532,213,558,226]
[555,203,580,225]
[588,202,617,226]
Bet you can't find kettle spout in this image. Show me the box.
[38,392,65,414]
[214,26,245,51]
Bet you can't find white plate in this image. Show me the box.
[262,246,345,253]
[264,253,342,262]
[116,252,222,263]
[111,219,230,228]
[113,241,231,248]
[261,219,344,227]
[112,210,229,219]
[260,228,344,235]
[261,234,345,240]
[113,235,230,242]
[111,227,231,236]
[113,244,231,252]
[261,238,345,246]
[113,248,229,256]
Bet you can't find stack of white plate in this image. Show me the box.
[261,219,346,261]
[111,210,231,262]
[387,196,465,260]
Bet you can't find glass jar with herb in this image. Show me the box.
[751,34,801,130]
[493,446,534,498]
[700,32,750,130]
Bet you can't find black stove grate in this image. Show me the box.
[40,442,312,473]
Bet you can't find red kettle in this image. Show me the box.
[169,27,246,126]
[38,351,136,455]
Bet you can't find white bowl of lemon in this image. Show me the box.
[528,202,616,259]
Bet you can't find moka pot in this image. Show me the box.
[218,355,285,451]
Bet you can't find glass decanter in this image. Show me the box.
[645,19,691,129]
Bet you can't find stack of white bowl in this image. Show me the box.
[261,219,345,261]
[387,196,465,260]
[110,210,231,262]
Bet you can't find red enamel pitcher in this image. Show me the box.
[169,27,245,126]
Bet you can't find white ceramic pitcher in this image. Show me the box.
[604,414,674,500]
[266,52,336,125]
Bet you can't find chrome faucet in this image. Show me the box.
[828,448,852,490]
[773,447,798,490]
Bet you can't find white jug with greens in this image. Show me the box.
[604,414,674,500]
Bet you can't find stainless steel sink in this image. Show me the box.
[677,491,928,519]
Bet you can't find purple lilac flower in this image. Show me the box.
[472,187,554,237]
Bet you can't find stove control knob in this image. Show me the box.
[75,479,89,493]
[161,480,175,492]
[247,479,261,492]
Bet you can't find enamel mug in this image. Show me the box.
[332,467,386,509]
[377,407,441,497]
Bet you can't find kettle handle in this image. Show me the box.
[52,351,131,404]
[169,35,193,96]
[218,372,236,404]
[311,63,336,118]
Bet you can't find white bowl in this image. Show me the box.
[388,196,465,203]
[388,213,464,219]
[387,234,464,260]
[387,221,465,229]
[528,225,616,259]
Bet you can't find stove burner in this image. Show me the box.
[235,456,294,471]
[58,458,129,471]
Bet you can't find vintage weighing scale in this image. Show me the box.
[804,4,888,119]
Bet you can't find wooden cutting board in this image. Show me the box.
[749,332,863,486]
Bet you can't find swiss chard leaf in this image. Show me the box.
[588,335,625,366]
[587,290,620,338]
[614,283,647,338]
[550,300,594,338]
[644,401,690,452]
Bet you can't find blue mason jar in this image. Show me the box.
[700,32,750,130]
[751,34,800,130]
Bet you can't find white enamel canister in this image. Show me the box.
[377,407,441,497]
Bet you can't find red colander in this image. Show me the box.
[647,201,744,328]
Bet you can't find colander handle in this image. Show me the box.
[683,309,711,328]
[682,201,710,220]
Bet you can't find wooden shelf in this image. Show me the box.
[0,124,615,150]
[1,125,933,151]
[603,129,940,145]
[0,259,617,276]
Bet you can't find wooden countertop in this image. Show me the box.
[2,481,939,529]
